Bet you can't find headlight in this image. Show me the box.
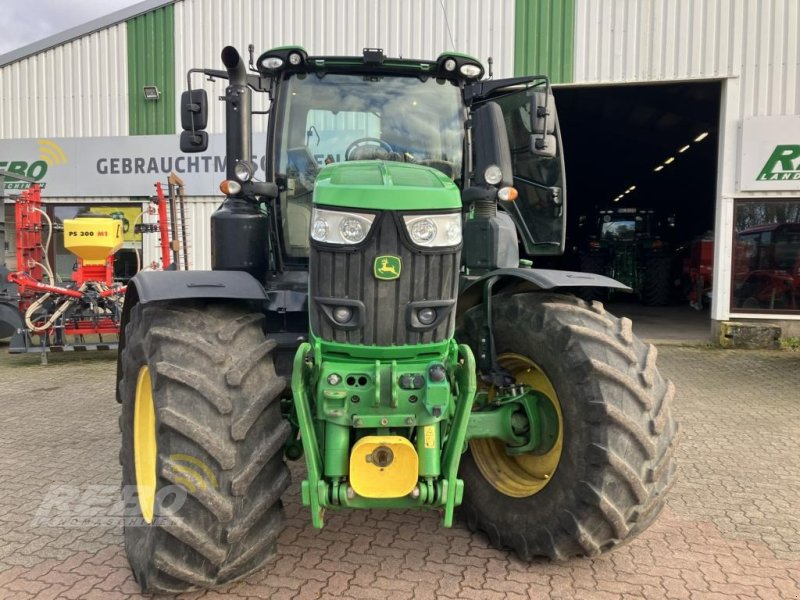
[459,63,483,78]
[311,207,376,245]
[261,56,284,70]
[403,213,462,248]
[484,164,503,185]
[233,160,255,182]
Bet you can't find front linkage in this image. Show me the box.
[291,339,477,528]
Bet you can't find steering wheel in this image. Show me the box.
[345,137,394,161]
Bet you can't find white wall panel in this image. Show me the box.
[0,23,129,139]
[174,0,516,133]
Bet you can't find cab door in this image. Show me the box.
[468,78,567,256]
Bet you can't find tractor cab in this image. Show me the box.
[181,46,567,279]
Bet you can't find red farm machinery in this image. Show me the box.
[1,171,190,362]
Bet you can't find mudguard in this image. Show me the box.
[115,270,267,402]
[458,267,630,316]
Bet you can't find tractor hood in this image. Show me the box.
[313,161,461,211]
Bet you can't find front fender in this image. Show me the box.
[115,270,267,402]
[457,267,630,317]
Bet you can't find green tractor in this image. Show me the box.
[578,208,676,305]
[116,46,677,593]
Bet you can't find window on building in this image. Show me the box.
[731,199,800,313]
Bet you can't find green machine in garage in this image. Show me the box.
[116,46,678,593]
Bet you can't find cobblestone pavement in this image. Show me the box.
[1,345,799,599]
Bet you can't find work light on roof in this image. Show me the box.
[459,64,482,78]
[261,56,284,70]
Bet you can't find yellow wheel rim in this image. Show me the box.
[470,353,563,498]
[134,365,157,523]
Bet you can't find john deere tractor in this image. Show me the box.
[116,46,677,593]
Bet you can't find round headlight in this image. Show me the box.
[417,307,437,325]
[339,217,368,243]
[233,161,254,182]
[261,56,284,70]
[446,221,461,244]
[311,218,329,241]
[288,52,302,66]
[333,306,353,324]
[327,373,342,385]
[444,58,457,72]
[409,219,437,245]
[484,165,503,185]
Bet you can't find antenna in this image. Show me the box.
[487,56,494,79]
[439,0,456,50]
[248,44,256,72]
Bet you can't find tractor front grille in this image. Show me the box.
[310,213,460,346]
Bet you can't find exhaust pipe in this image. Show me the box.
[220,46,251,180]
[221,45,247,86]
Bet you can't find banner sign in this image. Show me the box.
[0,133,268,197]
[740,116,800,191]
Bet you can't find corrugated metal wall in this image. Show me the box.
[573,0,799,103]
[514,0,574,82]
[127,5,176,135]
[0,24,129,138]
[173,0,517,134]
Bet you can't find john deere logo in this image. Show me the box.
[757,145,800,181]
[374,255,401,280]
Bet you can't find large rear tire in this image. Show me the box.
[119,301,290,593]
[456,292,678,559]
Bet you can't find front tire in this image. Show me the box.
[456,292,678,559]
[119,301,290,593]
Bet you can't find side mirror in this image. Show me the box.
[181,89,208,131]
[529,90,557,157]
[529,91,555,135]
[530,133,557,158]
[471,101,513,188]
[180,130,209,153]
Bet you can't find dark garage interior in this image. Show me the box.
[551,81,722,340]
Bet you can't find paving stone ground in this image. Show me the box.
[1,344,799,599]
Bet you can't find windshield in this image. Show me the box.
[274,73,465,259]
[602,220,637,241]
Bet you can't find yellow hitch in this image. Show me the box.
[349,436,418,498]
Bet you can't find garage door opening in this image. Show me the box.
[551,80,722,341]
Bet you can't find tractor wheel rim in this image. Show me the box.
[470,353,563,498]
[133,365,157,523]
